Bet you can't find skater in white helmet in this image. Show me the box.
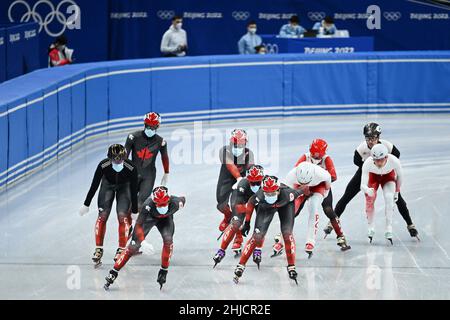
[361,144,403,245]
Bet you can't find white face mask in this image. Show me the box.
[175,22,182,30]
[250,185,260,193]
[156,206,169,215]
[232,147,244,157]
[144,128,156,138]
[248,27,257,34]
[112,162,124,172]
[265,194,278,204]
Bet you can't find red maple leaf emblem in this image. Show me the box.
[137,147,153,160]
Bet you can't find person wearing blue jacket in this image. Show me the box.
[238,21,262,54]
[312,16,337,35]
[279,15,306,38]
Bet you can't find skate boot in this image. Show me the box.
[157,268,168,290]
[232,232,243,257]
[385,231,393,245]
[337,236,351,251]
[233,264,245,284]
[92,247,104,268]
[368,228,375,243]
[305,243,314,259]
[287,265,298,285]
[114,248,124,262]
[104,269,118,290]
[407,224,420,241]
[271,234,284,257]
[323,222,333,238]
[253,248,262,269]
[213,249,226,268]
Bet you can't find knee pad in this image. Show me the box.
[231,216,242,229]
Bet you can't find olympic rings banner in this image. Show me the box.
[0,0,449,67]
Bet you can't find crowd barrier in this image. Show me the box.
[1,51,450,189]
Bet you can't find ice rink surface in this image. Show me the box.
[1,114,450,300]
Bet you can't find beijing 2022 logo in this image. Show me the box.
[8,0,81,37]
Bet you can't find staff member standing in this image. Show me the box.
[238,21,262,54]
[160,16,188,57]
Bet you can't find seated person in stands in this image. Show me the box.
[312,16,337,35]
[238,21,262,54]
[278,15,305,38]
[255,45,267,54]
[48,35,74,67]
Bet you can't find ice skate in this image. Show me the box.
[287,265,298,285]
[368,228,375,243]
[305,243,314,259]
[407,224,420,241]
[385,231,393,245]
[92,247,104,268]
[213,249,225,268]
[104,269,118,290]
[233,264,245,284]
[337,236,351,251]
[271,234,284,257]
[253,248,262,269]
[157,268,168,290]
[323,222,333,238]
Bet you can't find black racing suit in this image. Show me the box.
[125,130,169,211]
[216,145,254,215]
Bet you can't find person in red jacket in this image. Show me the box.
[48,35,73,67]
[271,139,350,257]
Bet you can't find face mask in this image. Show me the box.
[112,163,124,172]
[145,128,156,138]
[175,23,182,30]
[250,185,260,193]
[259,51,266,55]
[265,195,278,204]
[157,206,169,215]
[248,27,257,34]
[232,147,244,157]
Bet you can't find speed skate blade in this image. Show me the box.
[217,232,224,241]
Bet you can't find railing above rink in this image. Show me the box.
[1,51,450,189]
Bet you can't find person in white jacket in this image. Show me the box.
[361,144,403,245]
[160,16,188,57]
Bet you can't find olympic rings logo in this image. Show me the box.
[232,11,250,21]
[157,10,175,20]
[8,0,80,37]
[264,43,279,54]
[383,11,402,21]
[307,11,326,21]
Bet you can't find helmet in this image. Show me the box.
[246,165,264,183]
[296,162,315,185]
[230,129,248,145]
[371,144,388,160]
[152,186,170,207]
[363,122,381,138]
[144,112,161,128]
[309,139,328,159]
[262,175,280,193]
[107,144,127,162]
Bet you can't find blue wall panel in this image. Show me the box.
[26,92,44,164]
[7,98,28,177]
[85,68,108,126]
[57,80,73,153]
[43,86,58,153]
[71,74,86,142]
[0,104,8,183]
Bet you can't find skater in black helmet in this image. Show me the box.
[79,144,139,268]
[327,123,418,239]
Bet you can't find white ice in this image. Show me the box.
[1,114,449,299]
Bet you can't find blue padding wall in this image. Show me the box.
[0,51,450,188]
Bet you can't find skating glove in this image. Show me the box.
[232,177,243,190]
[79,205,89,216]
[140,240,155,255]
[160,173,169,187]
[241,221,251,237]
[394,192,399,203]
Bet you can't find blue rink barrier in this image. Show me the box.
[1,51,450,189]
